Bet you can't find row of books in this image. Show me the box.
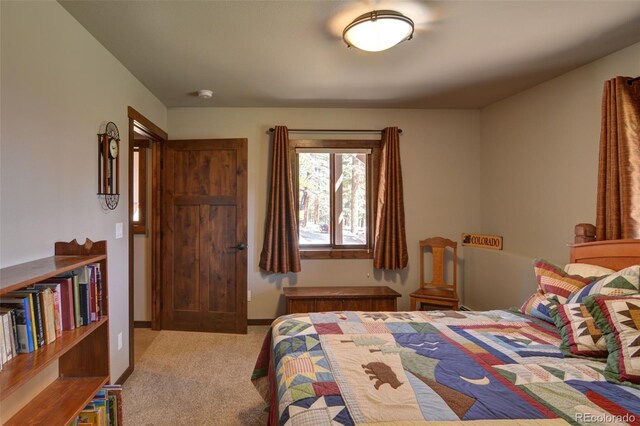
[0,263,103,365]
[71,384,122,426]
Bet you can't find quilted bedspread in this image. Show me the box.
[252,310,640,425]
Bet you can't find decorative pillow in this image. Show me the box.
[534,259,594,302]
[551,302,607,358]
[569,265,640,304]
[586,295,640,386]
[520,291,557,323]
[563,263,615,278]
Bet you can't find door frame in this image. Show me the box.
[120,107,167,384]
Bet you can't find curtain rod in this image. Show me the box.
[268,127,402,134]
[627,76,639,86]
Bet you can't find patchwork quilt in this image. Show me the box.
[252,310,640,426]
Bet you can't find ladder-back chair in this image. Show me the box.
[410,237,459,311]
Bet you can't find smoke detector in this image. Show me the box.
[197,89,213,99]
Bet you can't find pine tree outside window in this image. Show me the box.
[290,139,380,259]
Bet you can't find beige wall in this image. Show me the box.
[464,42,640,310]
[168,108,481,318]
[133,234,152,321]
[0,1,167,400]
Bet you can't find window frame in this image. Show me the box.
[132,139,149,235]
[289,139,380,259]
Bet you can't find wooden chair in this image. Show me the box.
[410,237,459,311]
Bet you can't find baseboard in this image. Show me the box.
[115,365,134,385]
[248,318,274,326]
[136,319,272,327]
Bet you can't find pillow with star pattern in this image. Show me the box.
[520,259,595,323]
[551,302,607,358]
[586,295,640,386]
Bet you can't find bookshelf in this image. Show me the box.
[0,239,110,425]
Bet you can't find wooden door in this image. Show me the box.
[161,138,247,333]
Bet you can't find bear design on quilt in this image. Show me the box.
[362,362,403,390]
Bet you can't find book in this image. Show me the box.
[52,285,63,338]
[77,265,96,324]
[38,288,56,344]
[0,309,12,360]
[7,290,42,349]
[0,310,14,361]
[73,272,82,327]
[11,289,46,348]
[0,319,6,364]
[103,385,122,426]
[95,265,103,320]
[87,277,96,323]
[31,290,46,347]
[40,277,75,331]
[107,394,118,426]
[88,264,98,322]
[58,270,82,327]
[92,280,98,322]
[34,283,63,338]
[9,308,19,357]
[75,389,110,426]
[79,283,90,325]
[77,407,102,426]
[0,296,34,353]
[0,307,19,357]
[92,397,108,426]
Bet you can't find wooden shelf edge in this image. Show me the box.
[0,317,109,401]
[0,254,106,295]
[4,375,109,426]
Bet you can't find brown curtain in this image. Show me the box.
[259,126,301,273]
[596,77,640,240]
[373,127,408,269]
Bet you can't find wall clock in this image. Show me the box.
[97,121,120,210]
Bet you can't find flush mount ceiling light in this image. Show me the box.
[342,10,414,52]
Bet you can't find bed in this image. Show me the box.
[252,239,640,425]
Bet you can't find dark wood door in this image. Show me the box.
[161,138,247,333]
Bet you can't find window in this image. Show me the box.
[290,139,380,259]
[132,140,149,234]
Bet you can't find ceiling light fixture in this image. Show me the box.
[342,10,414,52]
[197,89,213,99]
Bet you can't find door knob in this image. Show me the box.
[231,243,246,251]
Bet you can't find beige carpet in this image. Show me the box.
[123,326,270,425]
[133,328,161,364]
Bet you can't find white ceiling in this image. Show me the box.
[59,0,640,109]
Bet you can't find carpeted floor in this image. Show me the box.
[123,326,270,425]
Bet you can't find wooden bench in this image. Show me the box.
[283,286,400,314]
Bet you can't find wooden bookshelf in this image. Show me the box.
[0,317,108,398]
[0,239,110,425]
[4,376,109,426]
[0,255,106,295]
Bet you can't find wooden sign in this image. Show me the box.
[461,233,503,250]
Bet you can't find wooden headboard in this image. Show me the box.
[569,239,640,271]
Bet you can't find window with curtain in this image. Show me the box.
[290,139,380,259]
